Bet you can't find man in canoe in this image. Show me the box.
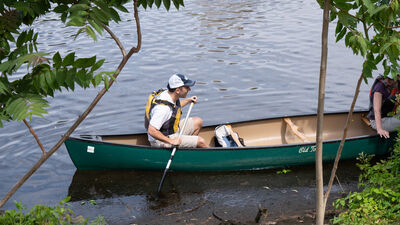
[368,74,400,138]
[145,74,209,148]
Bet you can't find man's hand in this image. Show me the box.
[169,137,182,146]
[189,96,197,104]
[377,128,390,139]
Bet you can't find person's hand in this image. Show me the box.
[377,128,390,139]
[189,96,198,104]
[169,137,182,146]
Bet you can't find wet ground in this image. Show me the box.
[66,160,362,224]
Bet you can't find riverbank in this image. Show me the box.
[65,160,360,224]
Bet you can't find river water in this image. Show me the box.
[1,0,371,223]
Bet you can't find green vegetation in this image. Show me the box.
[332,139,400,224]
[0,197,105,225]
[317,0,400,80]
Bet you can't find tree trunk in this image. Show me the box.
[316,0,330,224]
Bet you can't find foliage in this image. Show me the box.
[332,141,400,224]
[0,0,183,128]
[276,168,292,174]
[0,196,106,225]
[316,0,400,81]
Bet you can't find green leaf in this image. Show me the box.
[172,0,179,9]
[53,5,69,13]
[155,0,162,8]
[74,27,86,40]
[74,56,96,68]
[55,69,67,87]
[335,22,343,35]
[0,79,10,94]
[45,70,55,89]
[336,28,347,42]
[363,0,375,14]
[337,11,357,28]
[65,69,76,90]
[94,73,103,86]
[357,36,368,56]
[115,4,129,13]
[104,76,110,90]
[92,7,110,24]
[375,54,384,64]
[62,52,75,66]
[91,59,105,72]
[139,0,148,9]
[163,0,171,10]
[67,16,86,26]
[110,7,122,22]
[53,52,62,68]
[88,19,103,34]
[69,4,90,13]
[16,31,27,48]
[85,25,97,41]
[146,0,155,8]
[371,5,387,16]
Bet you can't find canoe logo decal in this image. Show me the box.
[87,146,95,153]
[298,145,316,154]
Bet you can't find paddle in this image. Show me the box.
[156,102,195,197]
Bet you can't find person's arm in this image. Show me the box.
[373,92,390,138]
[181,96,197,107]
[148,125,181,145]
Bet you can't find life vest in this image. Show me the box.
[367,76,399,119]
[144,89,182,136]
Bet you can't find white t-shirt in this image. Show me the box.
[148,90,176,142]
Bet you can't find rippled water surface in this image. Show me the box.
[1,0,370,223]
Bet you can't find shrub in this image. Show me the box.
[332,140,400,224]
[0,196,106,225]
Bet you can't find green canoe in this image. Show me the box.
[65,111,395,171]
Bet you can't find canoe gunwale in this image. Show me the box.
[67,133,384,152]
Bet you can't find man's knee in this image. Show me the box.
[192,117,203,128]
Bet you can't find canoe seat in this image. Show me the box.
[283,118,309,142]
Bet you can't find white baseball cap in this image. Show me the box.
[167,74,196,89]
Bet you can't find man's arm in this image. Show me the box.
[148,124,182,146]
[373,92,390,138]
[181,96,197,107]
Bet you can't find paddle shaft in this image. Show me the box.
[156,102,194,196]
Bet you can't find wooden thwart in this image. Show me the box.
[283,118,309,142]
[361,116,371,127]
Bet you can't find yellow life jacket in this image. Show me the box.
[144,89,181,136]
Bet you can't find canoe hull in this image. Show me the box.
[65,134,394,171]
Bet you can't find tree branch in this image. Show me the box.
[23,119,46,155]
[103,25,127,57]
[323,72,364,206]
[127,0,142,56]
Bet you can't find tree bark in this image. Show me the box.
[316,0,330,224]
[0,0,141,209]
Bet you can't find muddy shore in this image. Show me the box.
[67,160,361,225]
